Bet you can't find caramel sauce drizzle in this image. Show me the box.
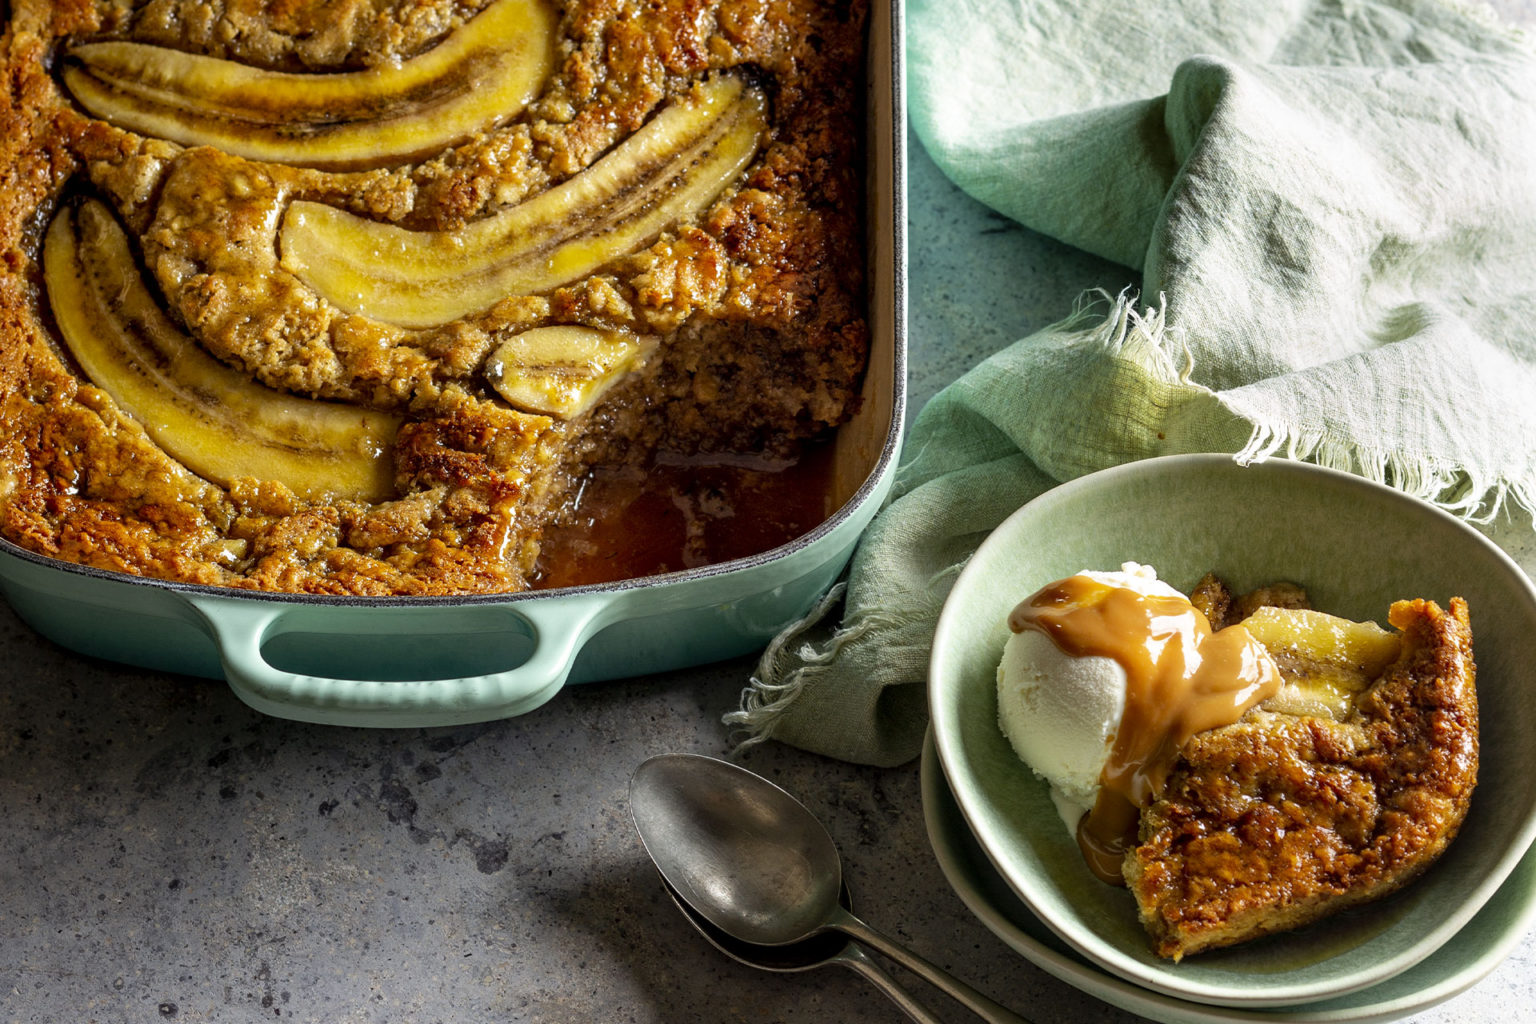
[1009,576,1282,884]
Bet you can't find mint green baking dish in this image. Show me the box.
[0,1,906,727]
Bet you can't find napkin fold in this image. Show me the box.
[727,0,1536,766]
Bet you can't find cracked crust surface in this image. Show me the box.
[1125,582,1478,960]
[0,0,869,594]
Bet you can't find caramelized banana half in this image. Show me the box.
[279,74,768,327]
[45,199,402,503]
[63,0,557,170]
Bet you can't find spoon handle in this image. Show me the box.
[831,908,1031,1024]
[836,944,948,1024]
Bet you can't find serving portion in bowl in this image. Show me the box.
[920,731,1536,1024]
[928,454,1536,1007]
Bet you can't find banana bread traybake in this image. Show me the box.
[0,0,871,596]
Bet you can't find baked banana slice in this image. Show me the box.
[484,326,657,420]
[279,74,767,327]
[62,0,556,170]
[45,199,401,503]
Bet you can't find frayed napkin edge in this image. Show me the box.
[726,561,967,754]
[1105,288,1536,526]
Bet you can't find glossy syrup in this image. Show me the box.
[1010,576,1282,884]
[532,442,839,590]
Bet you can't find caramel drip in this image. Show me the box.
[1009,576,1282,884]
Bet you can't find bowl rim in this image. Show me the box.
[929,453,1536,1007]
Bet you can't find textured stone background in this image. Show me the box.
[6,3,1536,1021]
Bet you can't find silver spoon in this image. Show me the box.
[659,874,945,1024]
[629,753,1031,1024]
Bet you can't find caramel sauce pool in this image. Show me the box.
[532,443,837,589]
[1009,576,1282,884]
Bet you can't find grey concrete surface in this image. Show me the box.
[7,6,1536,1023]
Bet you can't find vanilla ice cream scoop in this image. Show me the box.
[996,563,1183,832]
[996,561,1282,884]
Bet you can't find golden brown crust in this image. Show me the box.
[0,0,869,595]
[1126,593,1478,960]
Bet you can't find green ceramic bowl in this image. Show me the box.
[928,454,1536,1008]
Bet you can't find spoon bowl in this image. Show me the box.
[629,752,1031,1024]
[663,874,855,971]
[630,750,843,946]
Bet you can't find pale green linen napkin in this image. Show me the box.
[727,0,1536,766]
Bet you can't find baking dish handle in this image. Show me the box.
[178,593,614,727]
